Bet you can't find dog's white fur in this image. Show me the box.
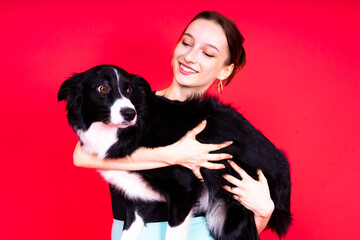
[77,121,165,202]
[165,211,193,240]
[77,122,118,158]
[120,212,145,239]
[205,199,227,236]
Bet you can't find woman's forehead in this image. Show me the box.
[184,19,228,50]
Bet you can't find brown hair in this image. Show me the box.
[181,11,246,85]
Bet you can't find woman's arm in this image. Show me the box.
[222,161,274,233]
[73,141,175,170]
[73,121,232,177]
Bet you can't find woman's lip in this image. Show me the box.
[179,63,198,75]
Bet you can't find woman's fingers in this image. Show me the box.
[228,160,251,180]
[176,121,234,174]
[257,169,268,185]
[200,161,226,170]
[75,140,81,148]
[222,185,245,203]
[206,141,233,152]
[223,174,243,187]
[188,121,233,152]
[205,153,233,161]
[193,168,204,181]
[199,141,233,164]
[222,185,239,195]
[188,120,207,137]
[222,164,274,218]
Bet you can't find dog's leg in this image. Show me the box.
[120,212,144,240]
[207,199,259,240]
[165,210,192,240]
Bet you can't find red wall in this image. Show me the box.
[1,0,359,239]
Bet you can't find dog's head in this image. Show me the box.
[58,65,151,131]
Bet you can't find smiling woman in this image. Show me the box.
[1,0,359,239]
[170,19,234,96]
[71,11,279,240]
[162,12,246,101]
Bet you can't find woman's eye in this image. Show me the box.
[182,41,191,47]
[203,52,214,58]
[127,87,133,94]
[97,85,109,94]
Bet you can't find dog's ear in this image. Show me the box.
[131,75,152,95]
[58,73,81,102]
[58,73,85,130]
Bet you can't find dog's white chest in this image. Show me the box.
[77,122,118,158]
[99,170,165,202]
[77,122,165,202]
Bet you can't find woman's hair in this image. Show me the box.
[181,11,246,85]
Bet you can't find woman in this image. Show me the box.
[73,11,274,239]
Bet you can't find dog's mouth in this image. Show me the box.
[108,120,137,129]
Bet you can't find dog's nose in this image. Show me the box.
[120,108,136,121]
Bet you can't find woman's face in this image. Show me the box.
[171,19,234,91]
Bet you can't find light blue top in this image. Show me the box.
[111,216,214,240]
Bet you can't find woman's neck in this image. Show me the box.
[156,81,206,101]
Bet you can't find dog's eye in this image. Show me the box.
[97,85,109,94]
[127,87,133,94]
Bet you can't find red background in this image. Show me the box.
[1,0,359,239]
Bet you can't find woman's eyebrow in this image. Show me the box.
[184,33,194,39]
[184,32,220,53]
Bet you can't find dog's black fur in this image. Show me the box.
[58,65,291,240]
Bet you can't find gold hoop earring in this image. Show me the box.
[217,79,224,94]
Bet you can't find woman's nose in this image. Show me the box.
[184,49,197,63]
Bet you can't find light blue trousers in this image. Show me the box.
[111,216,214,240]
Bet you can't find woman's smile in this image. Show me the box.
[179,63,198,75]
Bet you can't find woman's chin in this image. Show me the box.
[174,74,197,87]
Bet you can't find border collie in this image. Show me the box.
[58,64,291,240]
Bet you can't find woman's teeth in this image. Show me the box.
[180,64,196,73]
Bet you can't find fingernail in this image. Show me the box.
[227,141,233,145]
[228,155,233,159]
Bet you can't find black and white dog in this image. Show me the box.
[58,64,291,240]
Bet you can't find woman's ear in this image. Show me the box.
[218,63,234,81]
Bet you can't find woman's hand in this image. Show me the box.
[73,141,90,167]
[165,120,233,179]
[222,161,274,233]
